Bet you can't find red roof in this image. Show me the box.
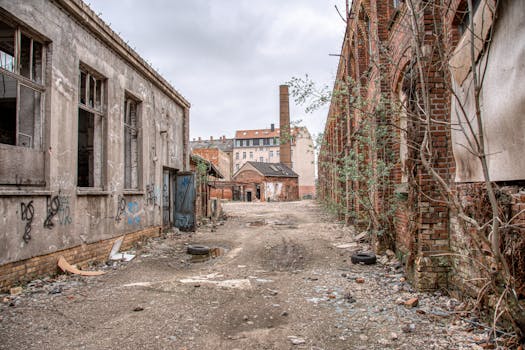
[235,128,280,139]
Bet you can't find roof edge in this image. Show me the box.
[55,0,190,108]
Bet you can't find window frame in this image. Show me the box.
[123,93,142,190]
[0,17,46,150]
[77,64,106,189]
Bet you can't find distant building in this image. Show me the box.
[190,136,233,180]
[233,125,280,172]
[233,126,315,198]
[193,85,316,201]
[232,162,298,202]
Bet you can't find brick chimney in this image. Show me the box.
[279,85,292,168]
[198,137,201,141]
[271,123,275,132]
[210,136,213,140]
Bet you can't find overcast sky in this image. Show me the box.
[89,1,346,141]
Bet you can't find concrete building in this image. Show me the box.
[233,126,280,172]
[232,162,298,202]
[0,0,191,290]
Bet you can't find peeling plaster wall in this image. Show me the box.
[291,128,316,198]
[451,0,525,182]
[0,1,189,265]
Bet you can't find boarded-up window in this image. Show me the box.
[124,96,140,189]
[77,66,105,187]
[0,19,45,149]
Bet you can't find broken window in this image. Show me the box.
[0,19,45,148]
[124,95,140,189]
[458,0,482,36]
[77,66,105,188]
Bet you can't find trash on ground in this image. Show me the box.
[109,236,135,261]
[57,256,105,276]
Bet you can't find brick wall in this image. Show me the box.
[210,187,233,201]
[0,226,161,291]
[450,183,525,298]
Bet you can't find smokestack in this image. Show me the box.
[279,85,292,168]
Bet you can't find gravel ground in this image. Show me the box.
[0,200,510,349]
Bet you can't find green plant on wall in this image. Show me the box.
[289,75,399,247]
[195,158,209,187]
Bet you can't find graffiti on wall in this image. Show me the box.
[43,196,60,229]
[115,195,126,223]
[57,195,72,225]
[146,184,160,206]
[126,201,141,226]
[115,195,142,226]
[20,201,34,243]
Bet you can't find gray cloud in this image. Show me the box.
[89,0,346,140]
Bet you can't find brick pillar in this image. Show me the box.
[279,85,292,168]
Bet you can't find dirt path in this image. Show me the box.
[0,201,491,349]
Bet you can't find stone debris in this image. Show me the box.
[402,324,416,333]
[9,287,22,296]
[404,297,419,308]
[0,201,516,350]
[352,231,368,242]
[287,336,306,345]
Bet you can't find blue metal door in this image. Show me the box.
[174,172,196,231]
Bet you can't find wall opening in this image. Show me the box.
[77,65,105,188]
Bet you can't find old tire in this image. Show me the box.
[187,245,210,255]
[351,252,377,265]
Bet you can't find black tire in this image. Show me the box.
[351,252,377,265]
[187,244,211,255]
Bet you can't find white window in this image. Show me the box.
[269,151,274,157]
[243,152,246,159]
[249,151,253,159]
[0,19,45,149]
[77,65,105,188]
[124,95,140,189]
[235,152,239,160]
